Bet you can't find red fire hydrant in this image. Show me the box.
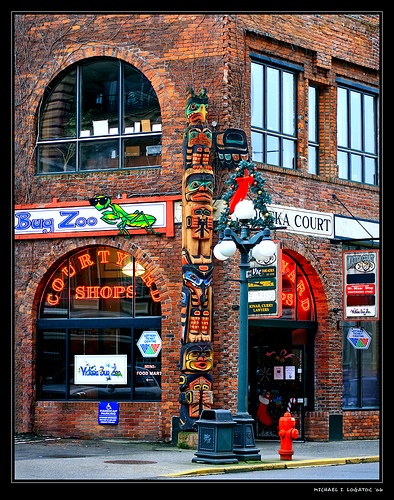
[278,412,299,460]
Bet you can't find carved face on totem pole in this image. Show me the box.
[179,343,213,372]
[184,125,213,170]
[185,87,209,125]
[178,372,214,423]
[180,256,213,343]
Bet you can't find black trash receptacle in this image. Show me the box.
[192,409,238,464]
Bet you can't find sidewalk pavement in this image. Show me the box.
[13,433,380,482]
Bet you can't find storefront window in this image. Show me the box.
[37,245,162,401]
[342,320,379,408]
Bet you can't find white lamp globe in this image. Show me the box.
[254,239,276,258]
[217,239,237,257]
[213,243,230,261]
[251,245,266,261]
[233,199,255,221]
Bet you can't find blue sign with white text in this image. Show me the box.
[98,402,119,425]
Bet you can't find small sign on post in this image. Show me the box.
[347,327,371,349]
[98,402,119,425]
[247,243,282,318]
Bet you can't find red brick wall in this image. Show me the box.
[343,411,380,440]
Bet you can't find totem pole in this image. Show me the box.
[179,88,214,430]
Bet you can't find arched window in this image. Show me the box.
[281,252,315,321]
[36,58,162,173]
[36,245,162,401]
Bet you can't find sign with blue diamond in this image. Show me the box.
[137,330,162,358]
[347,327,371,349]
[98,402,119,425]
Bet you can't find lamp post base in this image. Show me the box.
[233,412,261,461]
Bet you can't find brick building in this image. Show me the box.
[14,13,380,443]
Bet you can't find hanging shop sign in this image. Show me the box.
[137,331,162,357]
[247,242,282,318]
[343,249,380,320]
[347,327,372,349]
[74,354,128,385]
[14,194,181,239]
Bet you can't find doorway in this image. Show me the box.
[250,342,305,441]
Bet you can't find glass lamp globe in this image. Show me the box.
[254,239,276,258]
[233,199,255,221]
[213,243,230,261]
[217,239,237,257]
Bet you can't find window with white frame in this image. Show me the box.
[251,58,298,169]
[36,57,162,173]
[337,81,379,186]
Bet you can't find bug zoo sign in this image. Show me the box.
[14,200,166,239]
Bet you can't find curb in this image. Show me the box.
[163,455,380,478]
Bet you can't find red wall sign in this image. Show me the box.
[343,249,379,320]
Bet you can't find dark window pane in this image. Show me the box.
[37,143,77,173]
[38,329,67,400]
[80,140,119,171]
[40,69,77,140]
[39,260,70,318]
[81,60,120,135]
[123,135,162,169]
[124,64,161,128]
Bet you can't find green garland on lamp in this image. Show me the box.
[215,160,276,233]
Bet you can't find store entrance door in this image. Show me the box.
[250,345,305,441]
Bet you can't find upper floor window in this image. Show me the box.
[337,81,379,186]
[36,58,162,174]
[308,85,319,174]
[251,58,297,169]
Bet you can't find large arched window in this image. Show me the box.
[36,58,162,173]
[36,245,162,401]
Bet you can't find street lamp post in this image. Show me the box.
[214,199,278,461]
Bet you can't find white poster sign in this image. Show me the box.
[74,355,127,385]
